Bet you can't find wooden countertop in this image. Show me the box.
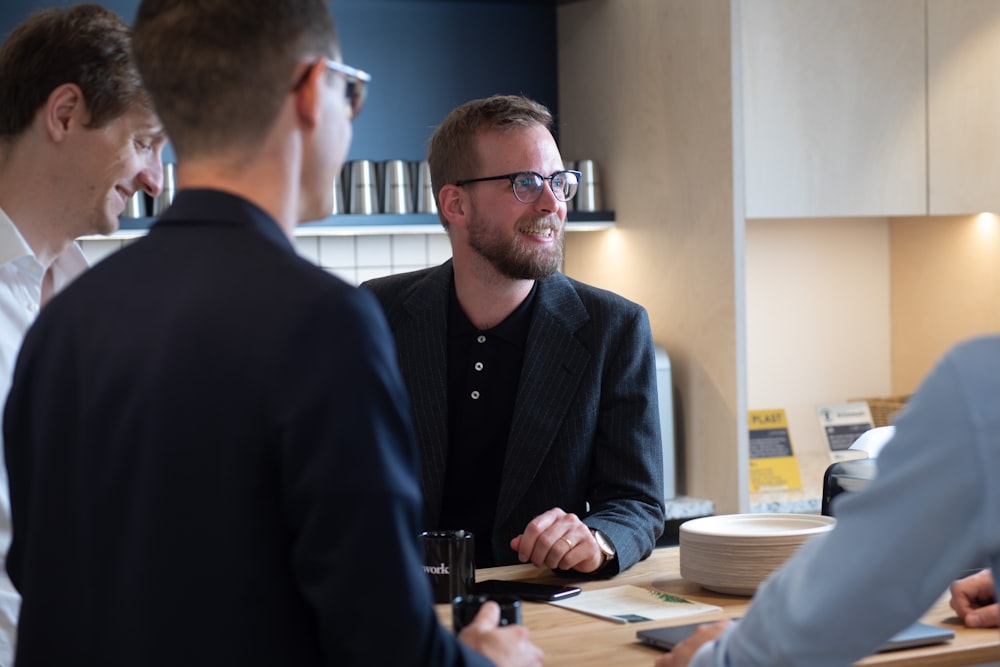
[437,547,1000,667]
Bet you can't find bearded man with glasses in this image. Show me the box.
[363,95,665,576]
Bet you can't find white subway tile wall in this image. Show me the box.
[78,233,452,286]
[391,235,428,269]
[292,236,320,265]
[355,235,391,269]
[78,239,125,265]
[317,237,355,268]
[428,234,453,265]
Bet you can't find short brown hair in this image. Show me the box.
[133,0,339,161]
[427,95,554,228]
[0,4,151,141]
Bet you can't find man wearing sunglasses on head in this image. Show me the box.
[363,95,664,576]
[3,3,542,667]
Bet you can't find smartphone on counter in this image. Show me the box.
[474,579,582,601]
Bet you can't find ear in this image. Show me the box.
[438,183,468,230]
[292,60,324,131]
[44,83,88,143]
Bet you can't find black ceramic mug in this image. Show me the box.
[452,594,521,633]
[419,530,475,604]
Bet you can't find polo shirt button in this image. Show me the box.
[477,335,486,343]
[474,362,484,371]
[470,390,480,400]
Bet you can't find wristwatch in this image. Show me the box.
[591,529,616,563]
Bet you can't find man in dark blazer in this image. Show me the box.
[363,95,665,574]
[2,3,541,667]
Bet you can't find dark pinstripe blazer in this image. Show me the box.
[363,261,664,573]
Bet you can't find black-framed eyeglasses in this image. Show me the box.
[455,170,581,204]
[323,59,371,119]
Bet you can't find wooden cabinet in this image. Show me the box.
[743,0,1000,218]
[741,0,926,218]
[928,0,1000,214]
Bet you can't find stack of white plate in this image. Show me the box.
[679,513,836,596]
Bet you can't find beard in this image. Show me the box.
[466,212,564,281]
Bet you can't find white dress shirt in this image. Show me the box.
[0,206,88,666]
[690,334,1000,666]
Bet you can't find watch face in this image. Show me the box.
[593,530,616,558]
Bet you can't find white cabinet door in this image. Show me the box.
[741,0,926,218]
[928,0,1000,214]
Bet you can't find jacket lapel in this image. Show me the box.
[392,263,453,526]
[495,274,591,525]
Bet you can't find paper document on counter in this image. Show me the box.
[549,585,722,625]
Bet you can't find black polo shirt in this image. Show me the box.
[439,279,537,567]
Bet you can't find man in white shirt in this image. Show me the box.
[0,5,165,662]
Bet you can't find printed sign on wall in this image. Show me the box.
[817,402,875,462]
[748,408,803,493]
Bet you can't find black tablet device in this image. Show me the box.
[636,619,955,653]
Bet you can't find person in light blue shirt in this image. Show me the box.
[659,334,1000,667]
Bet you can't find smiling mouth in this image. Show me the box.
[114,187,132,212]
[517,221,560,239]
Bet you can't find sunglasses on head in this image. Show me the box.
[292,58,372,120]
[323,59,371,120]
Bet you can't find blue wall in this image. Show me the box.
[1,1,558,162]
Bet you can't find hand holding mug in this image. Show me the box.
[457,601,543,667]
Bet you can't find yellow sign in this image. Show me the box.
[748,408,803,492]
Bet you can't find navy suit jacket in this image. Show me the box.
[364,262,664,572]
[4,191,489,667]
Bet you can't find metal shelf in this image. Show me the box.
[94,210,616,240]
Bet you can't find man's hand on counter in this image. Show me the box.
[950,569,998,628]
[654,619,733,667]
[509,507,606,574]
[458,601,543,667]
